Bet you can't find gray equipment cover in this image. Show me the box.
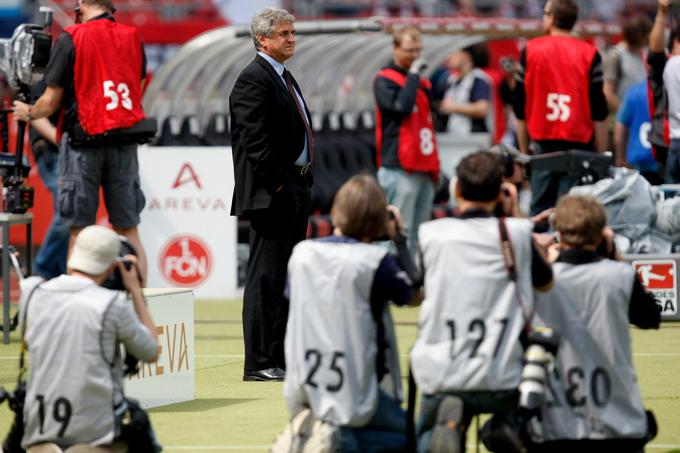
[570,169,667,253]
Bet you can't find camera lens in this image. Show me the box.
[518,344,549,411]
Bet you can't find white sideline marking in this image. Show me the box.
[163,447,270,451]
[2,352,680,361]
[151,444,680,451]
[195,352,680,359]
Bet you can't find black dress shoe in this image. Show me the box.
[243,367,285,382]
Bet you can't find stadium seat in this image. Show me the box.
[179,115,205,146]
[204,112,231,146]
[156,115,184,146]
[310,111,343,213]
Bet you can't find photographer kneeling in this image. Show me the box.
[525,195,660,452]
[411,151,554,453]
[19,226,159,452]
[281,175,422,452]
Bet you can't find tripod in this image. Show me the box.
[0,244,26,332]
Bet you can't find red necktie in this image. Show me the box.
[284,70,314,164]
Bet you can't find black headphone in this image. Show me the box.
[490,144,516,178]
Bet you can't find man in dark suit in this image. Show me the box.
[230,7,313,382]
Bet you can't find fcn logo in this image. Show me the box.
[160,235,211,286]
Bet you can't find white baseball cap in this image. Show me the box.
[67,226,120,275]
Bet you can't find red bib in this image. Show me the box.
[375,68,440,179]
[524,36,597,143]
[65,19,146,136]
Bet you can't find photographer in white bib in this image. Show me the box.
[411,151,554,452]
[525,196,660,451]
[284,175,422,452]
[19,225,159,452]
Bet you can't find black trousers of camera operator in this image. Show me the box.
[242,172,311,372]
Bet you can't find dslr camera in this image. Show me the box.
[481,327,560,452]
[102,235,143,376]
[102,235,140,291]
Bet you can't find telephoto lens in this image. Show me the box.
[518,328,560,412]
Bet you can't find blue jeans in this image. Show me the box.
[378,167,435,257]
[340,390,407,453]
[666,139,680,184]
[417,391,518,453]
[529,169,578,217]
[33,142,69,279]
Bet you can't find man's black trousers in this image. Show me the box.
[243,175,311,371]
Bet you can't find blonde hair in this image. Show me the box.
[331,175,388,240]
[553,195,606,247]
[393,25,421,47]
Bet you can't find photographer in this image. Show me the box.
[283,175,421,452]
[525,195,660,452]
[12,0,149,283]
[19,225,159,452]
[374,25,440,257]
[411,151,553,452]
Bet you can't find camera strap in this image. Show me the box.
[498,218,532,335]
[98,293,127,369]
[18,281,45,378]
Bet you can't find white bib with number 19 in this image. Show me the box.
[103,80,133,111]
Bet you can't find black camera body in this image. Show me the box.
[0,152,33,214]
[3,176,34,214]
[101,235,142,376]
[102,235,139,291]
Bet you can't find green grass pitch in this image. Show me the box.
[1,299,679,452]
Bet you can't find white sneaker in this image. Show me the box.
[271,409,340,453]
[271,408,314,453]
[303,419,341,453]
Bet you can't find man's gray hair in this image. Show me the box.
[251,7,295,50]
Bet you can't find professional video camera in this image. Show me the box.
[0,7,53,214]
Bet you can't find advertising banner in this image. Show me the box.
[126,288,195,408]
[138,146,237,299]
[625,254,680,320]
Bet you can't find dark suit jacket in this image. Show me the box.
[229,54,312,216]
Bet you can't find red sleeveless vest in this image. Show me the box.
[525,36,597,143]
[65,19,146,136]
[375,68,440,179]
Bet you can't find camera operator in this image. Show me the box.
[411,150,553,452]
[282,175,421,452]
[524,195,660,452]
[19,225,159,452]
[12,0,149,284]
